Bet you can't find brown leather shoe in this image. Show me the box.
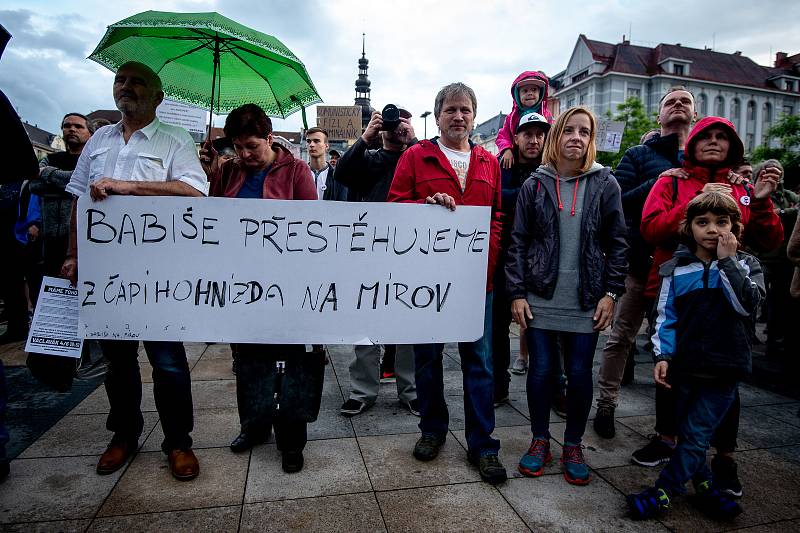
[168,449,200,481]
[96,440,136,475]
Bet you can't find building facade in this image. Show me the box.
[551,35,800,152]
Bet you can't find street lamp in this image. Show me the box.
[420,111,431,139]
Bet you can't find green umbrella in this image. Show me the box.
[88,10,321,133]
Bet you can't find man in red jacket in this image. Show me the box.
[388,82,506,484]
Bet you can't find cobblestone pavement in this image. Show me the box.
[1,335,799,532]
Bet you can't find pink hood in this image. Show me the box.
[510,70,552,120]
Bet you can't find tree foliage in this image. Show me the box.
[596,97,659,169]
[751,113,800,189]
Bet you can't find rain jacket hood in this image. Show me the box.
[685,116,744,167]
[510,71,551,117]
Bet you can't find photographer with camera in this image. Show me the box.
[335,104,419,417]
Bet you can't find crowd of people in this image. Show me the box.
[1,57,799,524]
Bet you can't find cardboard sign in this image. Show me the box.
[316,106,362,141]
[77,196,491,344]
[595,119,626,153]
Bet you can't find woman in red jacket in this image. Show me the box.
[634,116,781,497]
[202,104,322,474]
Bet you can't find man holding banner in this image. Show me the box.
[388,82,507,484]
[62,61,208,481]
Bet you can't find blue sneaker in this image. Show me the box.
[626,487,670,520]
[561,443,591,485]
[691,479,743,521]
[518,438,551,477]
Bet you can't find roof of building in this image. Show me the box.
[473,112,507,138]
[23,122,56,148]
[274,130,300,144]
[578,34,799,92]
[86,109,122,124]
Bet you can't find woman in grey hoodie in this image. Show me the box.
[506,107,628,485]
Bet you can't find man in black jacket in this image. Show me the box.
[334,106,420,417]
[594,87,694,440]
[492,111,549,405]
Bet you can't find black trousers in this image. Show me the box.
[235,343,311,452]
[491,266,512,398]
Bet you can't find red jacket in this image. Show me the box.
[388,139,503,292]
[210,143,317,200]
[641,117,782,297]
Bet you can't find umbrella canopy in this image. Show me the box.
[88,11,321,119]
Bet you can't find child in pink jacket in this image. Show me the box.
[496,71,553,169]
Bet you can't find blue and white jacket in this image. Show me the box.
[651,245,765,379]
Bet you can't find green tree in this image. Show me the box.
[751,113,800,188]
[596,97,659,169]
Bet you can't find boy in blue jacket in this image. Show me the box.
[627,191,764,521]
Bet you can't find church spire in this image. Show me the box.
[354,33,373,129]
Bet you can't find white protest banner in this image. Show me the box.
[77,196,490,345]
[156,98,207,141]
[595,119,626,153]
[316,105,362,141]
[25,276,84,358]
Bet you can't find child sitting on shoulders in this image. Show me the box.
[495,71,552,169]
[627,191,764,521]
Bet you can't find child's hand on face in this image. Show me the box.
[501,149,515,169]
[716,231,738,259]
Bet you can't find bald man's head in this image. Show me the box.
[113,61,164,119]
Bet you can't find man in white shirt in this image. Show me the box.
[306,127,346,201]
[62,61,207,481]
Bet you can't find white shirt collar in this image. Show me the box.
[112,116,161,140]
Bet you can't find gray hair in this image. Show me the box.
[434,82,477,119]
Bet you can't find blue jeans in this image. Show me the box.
[656,378,738,495]
[413,292,499,455]
[526,329,599,444]
[100,340,193,453]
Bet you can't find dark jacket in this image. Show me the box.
[30,151,79,240]
[210,143,317,200]
[505,164,628,309]
[0,89,38,184]
[614,132,682,277]
[319,163,348,201]
[498,151,539,259]
[333,136,416,202]
[652,246,764,380]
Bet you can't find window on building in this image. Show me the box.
[567,96,575,108]
[763,103,773,130]
[674,64,684,76]
[715,96,725,116]
[785,80,794,92]
[731,98,741,127]
[627,87,641,100]
[746,133,755,152]
[784,105,795,116]
[747,100,756,121]
[697,94,708,116]
[579,89,588,105]
[571,70,588,84]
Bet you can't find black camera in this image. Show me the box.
[381,104,401,131]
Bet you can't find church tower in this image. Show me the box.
[354,33,374,129]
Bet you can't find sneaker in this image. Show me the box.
[691,479,743,520]
[593,405,615,439]
[510,356,528,375]
[552,389,568,419]
[626,487,670,520]
[400,398,420,417]
[380,370,397,383]
[493,394,509,408]
[711,455,743,498]
[340,398,371,417]
[468,451,507,484]
[632,435,674,467]
[282,450,304,473]
[561,443,591,485]
[413,433,446,461]
[518,438,552,477]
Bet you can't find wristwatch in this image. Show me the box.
[605,291,619,302]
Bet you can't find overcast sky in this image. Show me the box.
[2,0,799,138]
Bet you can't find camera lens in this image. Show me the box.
[381,104,401,131]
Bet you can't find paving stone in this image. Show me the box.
[245,437,370,502]
[566,420,648,469]
[599,448,800,531]
[738,407,800,448]
[19,412,159,458]
[749,402,800,428]
[88,506,241,532]
[377,482,529,532]
[190,379,238,410]
[190,356,236,381]
[738,383,796,407]
[0,519,91,532]
[98,448,248,516]
[350,399,422,437]
[500,475,668,532]
[446,395,529,431]
[195,343,232,359]
[142,408,240,452]
[241,493,385,532]
[765,445,800,467]
[453,425,563,480]
[733,519,800,532]
[0,456,122,523]
[359,432,478,490]
[308,407,355,441]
